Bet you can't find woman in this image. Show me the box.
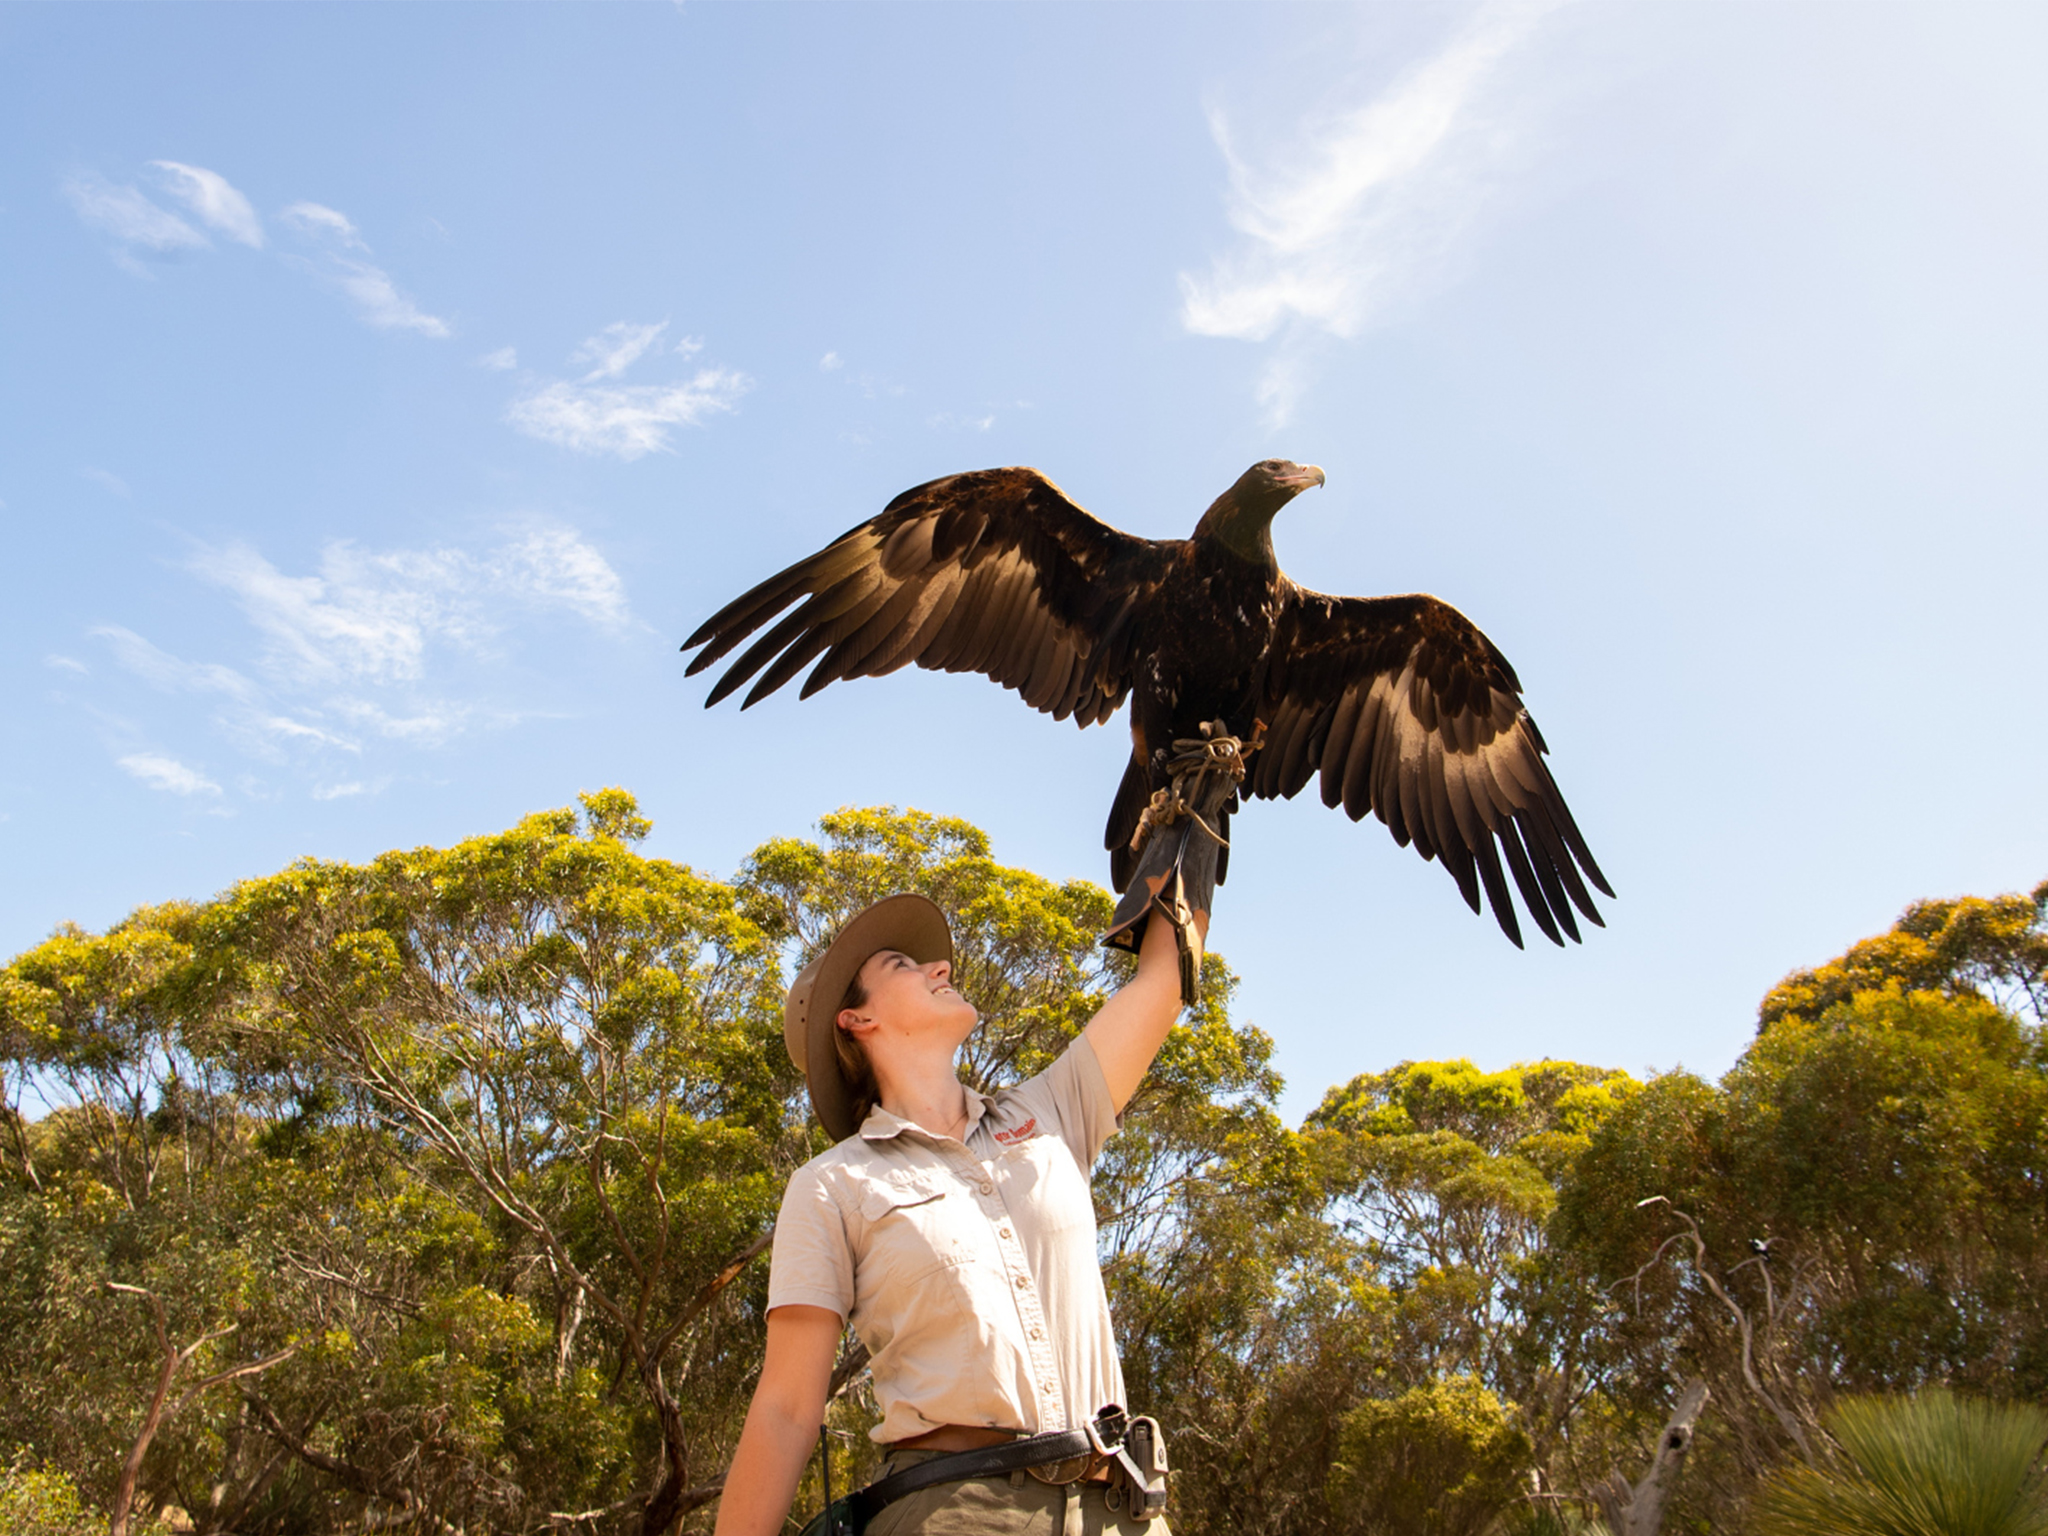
[714,895,1198,1536]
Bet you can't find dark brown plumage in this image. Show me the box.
[682,461,1612,947]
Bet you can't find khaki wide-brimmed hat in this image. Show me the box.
[783,893,953,1142]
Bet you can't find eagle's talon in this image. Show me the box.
[1126,720,1250,858]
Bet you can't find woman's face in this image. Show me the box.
[841,949,977,1047]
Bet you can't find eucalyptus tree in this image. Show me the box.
[1550,890,2048,1531]
[1306,1061,1638,1448]
[184,789,795,1536]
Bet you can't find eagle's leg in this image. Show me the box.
[1102,721,1246,1006]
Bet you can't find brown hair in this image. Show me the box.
[833,970,881,1129]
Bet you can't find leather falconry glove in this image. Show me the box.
[1103,720,1254,1007]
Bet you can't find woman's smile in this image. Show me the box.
[854,950,976,1030]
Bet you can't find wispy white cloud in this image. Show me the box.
[64,173,207,255]
[575,320,669,380]
[66,162,263,271]
[280,201,366,249]
[93,626,360,759]
[329,698,471,745]
[119,753,221,796]
[81,467,131,498]
[282,199,451,337]
[819,351,844,372]
[190,543,454,686]
[76,523,631,802]
[311,777,391,801]
[66,165,450,344]
[188,525,632,687]
[150,162,264,248]
[928,411,996,432]
[93,625,258,700]
[478,345,519,371]
[674,335,704,358]
[330,260,452,337]
[487,527,631,630]
[1179,0,1568,421]
[253,714,359,752]
[508,322,748,458]
[508,374,750,459]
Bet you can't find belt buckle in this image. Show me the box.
[1085,1410,1127,1454]
[1025,1454,1099,1487]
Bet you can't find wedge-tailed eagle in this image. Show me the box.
[682,461,1611,947]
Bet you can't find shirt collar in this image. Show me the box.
[859,1084,995,1144]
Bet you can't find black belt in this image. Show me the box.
[851,1427,1098,1521]
[804,1408,1147,1536]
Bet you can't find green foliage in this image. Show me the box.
[1327,1375,1533,1536]
[1760,882,2048,1029]
[1,807,2040,1536]
[1551,915,2048,1530]
[0,1452,104,1536]
[1752,1392,2048,1536]
[1308,1057,1637,1481]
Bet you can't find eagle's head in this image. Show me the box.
[1197,459,1326,562]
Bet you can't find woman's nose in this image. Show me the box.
[928,960,951,984]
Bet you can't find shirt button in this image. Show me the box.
[1042,1381,1057,1395]
[1015,1275,1030,1289]
[979,1181,993,1195]
[998,1227,1013,1240]
[1030,1327,1043,1341]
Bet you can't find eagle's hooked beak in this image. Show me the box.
[1276,464,1326,491]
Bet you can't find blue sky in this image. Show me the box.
[5,2,2045,1120]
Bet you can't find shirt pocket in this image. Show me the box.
[853,1170,977,1287]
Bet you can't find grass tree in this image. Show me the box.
[1752,1391,2048,1536]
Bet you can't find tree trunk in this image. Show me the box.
[106,1286,293,1536]
[108,1308,183,1536]
[1591,1380,1709,1536]
[638,1375,694,1536]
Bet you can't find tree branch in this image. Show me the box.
[1632,1198,1815,1465]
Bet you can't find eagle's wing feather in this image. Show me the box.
[684,467,1176,726]
[1251,587,1611,947]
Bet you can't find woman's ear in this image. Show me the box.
[837,1009,872,1037]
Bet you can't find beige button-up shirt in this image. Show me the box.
[767,1036,1124,1445]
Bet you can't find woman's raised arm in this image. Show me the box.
[1083,909,1207,1115]
[713,1303,842,1536]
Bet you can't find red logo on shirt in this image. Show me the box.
[992,1118,1038,1144]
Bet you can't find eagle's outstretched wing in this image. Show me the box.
[683,467,1176,726]
[1249,588,1612,947]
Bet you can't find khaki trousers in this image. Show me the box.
[863,1449,1171,1536]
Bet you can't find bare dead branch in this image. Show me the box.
[1631,1198,1816,1465]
